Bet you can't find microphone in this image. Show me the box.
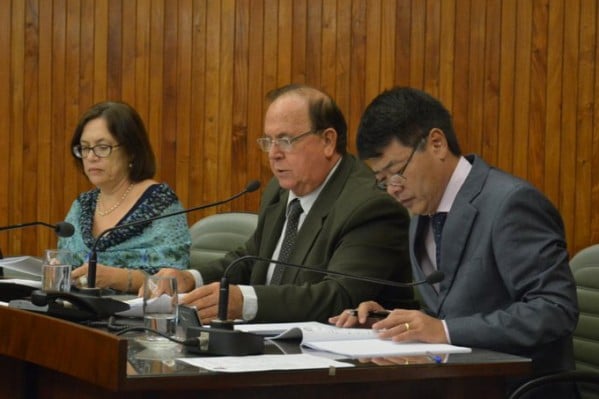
[212,255,444,329]
[84,180,261,294]
[183,255,444,356]
[0,221,75,237]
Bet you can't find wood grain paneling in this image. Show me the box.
[1,0,597,258]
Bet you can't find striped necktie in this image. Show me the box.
[431,212,448,269]
[270,199,303,285]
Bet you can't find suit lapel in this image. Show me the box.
[435,204,477,312]
[435,155,488,313]
[251,193,288,284]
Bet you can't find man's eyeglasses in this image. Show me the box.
[257,130,319,152]
[376,138,424,190]
[72,144,121,159]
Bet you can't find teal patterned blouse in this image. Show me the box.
[58,183,190,274]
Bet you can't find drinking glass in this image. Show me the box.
[41,249,73,293]
[142,275,178,340]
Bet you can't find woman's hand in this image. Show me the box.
[72,263,126,291]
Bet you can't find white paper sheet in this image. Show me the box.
[236,321,377,341]
[303,339,472,358]
[0,256,43,276]
[178,353,354,372]
[117,293,185,318]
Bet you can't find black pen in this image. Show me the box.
[347,309,390,319]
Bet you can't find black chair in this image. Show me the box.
[508,371,599,399]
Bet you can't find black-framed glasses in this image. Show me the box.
[376,138,425,190]
[256,130,319,152]
[72,144,121,159]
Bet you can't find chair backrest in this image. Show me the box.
[572,244,599,373]
[189,212,258,266]
[509,244,599,399]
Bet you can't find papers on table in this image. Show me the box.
[236,321,377,341]
[237,321,471,358]
[116,293,186,318]
[303,339,471,358]
[0,256,43,277]
[178,353,354,373]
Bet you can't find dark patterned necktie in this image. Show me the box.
[270,199,303,285]
[431,212,448,270]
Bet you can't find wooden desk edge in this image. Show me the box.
[122,353,531,392]
[0,306,128,391]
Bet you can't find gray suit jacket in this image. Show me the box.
[196,154,416,322]
[410,155,578,375]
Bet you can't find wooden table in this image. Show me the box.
[0,306,531,399]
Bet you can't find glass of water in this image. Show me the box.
[142,275,178,340]
[41,249,73,293]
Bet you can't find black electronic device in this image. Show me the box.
[179,304,202,329]
[184,326,265,356]
[23,289,130,321]
[0,283,37,302]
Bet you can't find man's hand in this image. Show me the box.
[181,282,244,325]
[328,300,385,328]
[372,309,448,343]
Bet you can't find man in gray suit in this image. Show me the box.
[331,87,578,386]
[158,84,416,324]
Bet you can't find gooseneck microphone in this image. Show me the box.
[0,221,75,237]
[210,255,445,330]
[84,180,261,294]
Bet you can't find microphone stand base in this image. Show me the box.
[210,319,235,330]
[184,326,264,356]
[27,290,130,321]
[74,287,102,297]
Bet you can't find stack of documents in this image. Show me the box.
[0,257,43,296]
[0,256,43,277]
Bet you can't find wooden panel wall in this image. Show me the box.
[0,0,597,258]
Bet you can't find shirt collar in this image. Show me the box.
[436,156,472,213]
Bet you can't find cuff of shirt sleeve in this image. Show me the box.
[187,269,203,289]
[238,285,258,321]
[441,319,451,344]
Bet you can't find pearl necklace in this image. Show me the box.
[97,183,135,217]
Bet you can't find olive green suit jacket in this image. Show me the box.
[194,154,415,322]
